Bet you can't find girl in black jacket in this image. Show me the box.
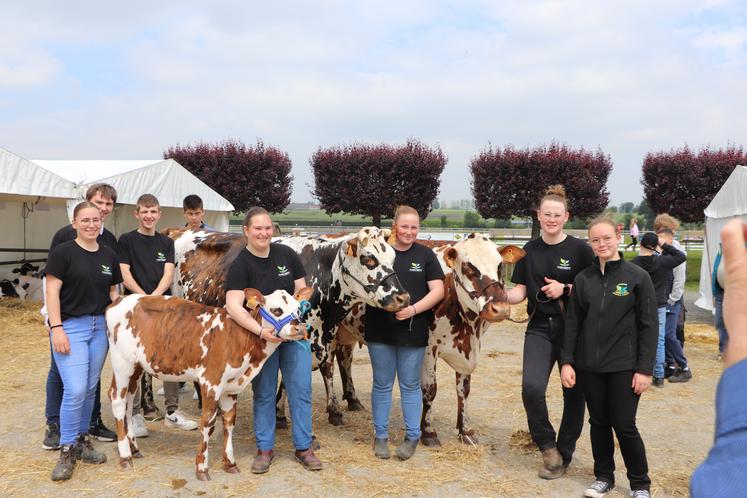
[560,216,658,498]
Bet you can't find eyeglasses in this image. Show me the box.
[589,235,616,246]
[77,218,102,225]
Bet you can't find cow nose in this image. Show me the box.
[393,292,410,308]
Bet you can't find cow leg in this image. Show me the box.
[109,373,132,468]
[420,345,441,447]
[275,380,288,429]
[195,391,218,481]
[321,352,344,426]
[219,393,240,474]
[126,366,144,459]
[455,372,478,445]
[336,343,364,411]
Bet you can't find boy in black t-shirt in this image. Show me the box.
[118,194,198,435]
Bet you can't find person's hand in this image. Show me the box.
[722,220,747,367]
[658,236,668,248]
[560,364,576,388]
[259,326,282,343]
[395,305,418,321]
[541,278,564,299]
[632,373,652,395]
[51,328,70,354]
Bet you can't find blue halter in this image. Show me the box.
[257,300,312,351]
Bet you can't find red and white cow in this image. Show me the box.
[166,226,410,425]
[105,287,314,481]
[330,234,524,444]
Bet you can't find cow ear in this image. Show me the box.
[345,238,359,257]
[443,247,458,269]
[385,226,397,246]
[498,245,526,264]
[295,286,314,302]
[243,288,264,310]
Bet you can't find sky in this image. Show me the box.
[2,0,747,207]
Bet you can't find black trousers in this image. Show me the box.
[577,369,650,491]
[521,316,585,464]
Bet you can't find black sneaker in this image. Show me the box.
[669,367,692,383]
[664,365,676,379]
[51,445,76,481]
[73,434,107,464]
[42,422,61,450]
[652,377,665,388]
[583,479,614,497]
[89,418,117,442]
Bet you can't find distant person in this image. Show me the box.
[561,216,658,498]
[46,201,122,481]
[691,219,747,496]
[625,218,639,251]
[43,183,118,451]
[654,214,687,347]
[616,223,625,245]
[631,232,686,387]
[506,185,594,480]
[183,194,213,231]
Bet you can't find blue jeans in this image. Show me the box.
[51,315,109,446]
[252,341,312,451]
[714,289,728,354]
[654,307,666,379]
[368,342,426,441]
[45,348,102,426]
[665,301,687,368]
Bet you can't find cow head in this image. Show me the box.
[244,287,315,340]
[337,227,410,311]
[442,233,525,322]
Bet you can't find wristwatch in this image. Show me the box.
[563,283,571,296]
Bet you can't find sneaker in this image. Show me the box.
[251,450,274,474]
[583,480,614,497]
[51,445,76,481]
[73,434,107,464]
[164,410,198,431]
[42,422,60,450]
[652,377,665,388]
[669,367,692,383]
[373,438,390,459]
[630,490,650,498]
[664,365,676,379]
[295,448,323,470]
[89,418,117,442]
[131,413,149,438]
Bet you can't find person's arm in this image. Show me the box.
[109,285,120,302]
[395,279,445,320]
[151,262,174,296]
[225,289,281,343]
[559,276,584,388]
[668,261,686,305]
[658,241,687,270]
[119,263,147,295]
[45,275,70,354]
[506,284,527,304]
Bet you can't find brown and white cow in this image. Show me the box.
[329,234,524,445]
[165,226,410,425]
[105,287,313,481]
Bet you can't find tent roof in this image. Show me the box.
[30,159,234,212]
[704,165,747,218]
[0,147,75,199]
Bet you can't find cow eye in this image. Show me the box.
[360,255,378,268]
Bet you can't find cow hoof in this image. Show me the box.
[132,449,144,459]
[346,399,365,411]
[328,412,344,426]
[311,435,321,451]
[276,416,288,430]
[196,470,211,481]
[421,434,441,447]
[119,457,134,469]
[224,464,240,474]
[458,433,479,446]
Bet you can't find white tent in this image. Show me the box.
[0,147,234,279]
[695,165,747,311]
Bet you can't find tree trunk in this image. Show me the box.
[372,213,382,228]
[530,216,540,239]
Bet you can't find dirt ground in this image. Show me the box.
[0,298,720,497]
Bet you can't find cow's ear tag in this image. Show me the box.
[345,238,359,257]
[443,247,458,269]
[244,288,264,310]
[498,244,526,264]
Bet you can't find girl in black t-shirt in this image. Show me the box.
[45,202,122,482]
[364,205,444,461]
[224,207,320,473]
[505,185,594,480]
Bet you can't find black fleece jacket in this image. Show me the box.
[561,255,658,375]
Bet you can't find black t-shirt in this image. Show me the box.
[50,224,118,252]
[511,235,594,319]
[45,241,123,320]
[117,230,175,295]
[365,243,445,347]
[225,243,306,297]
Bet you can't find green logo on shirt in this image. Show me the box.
[100,265,112,276]
[410,262,423,272]
[613,283,630,297]
[277,265,290,277]
[557,258,571,270]
[156,251,166,262]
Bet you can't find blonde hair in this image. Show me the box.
[393,205,419,222]
[588,215,616,232]
[654,213,680,232]
[73,201,99,220]
[539,184,568,211]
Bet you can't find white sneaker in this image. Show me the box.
[131,413,149,438]
[584,480,614,498]
[164,410,198,431]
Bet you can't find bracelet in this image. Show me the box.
[411,305,417,315]
[50,324,63,330]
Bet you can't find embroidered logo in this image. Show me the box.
[100,264,112,276]
[277,265,290,277]
[613,283,630,297]
[156,251,166,262]
[557,258,571,270]
[409,262,423,272]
